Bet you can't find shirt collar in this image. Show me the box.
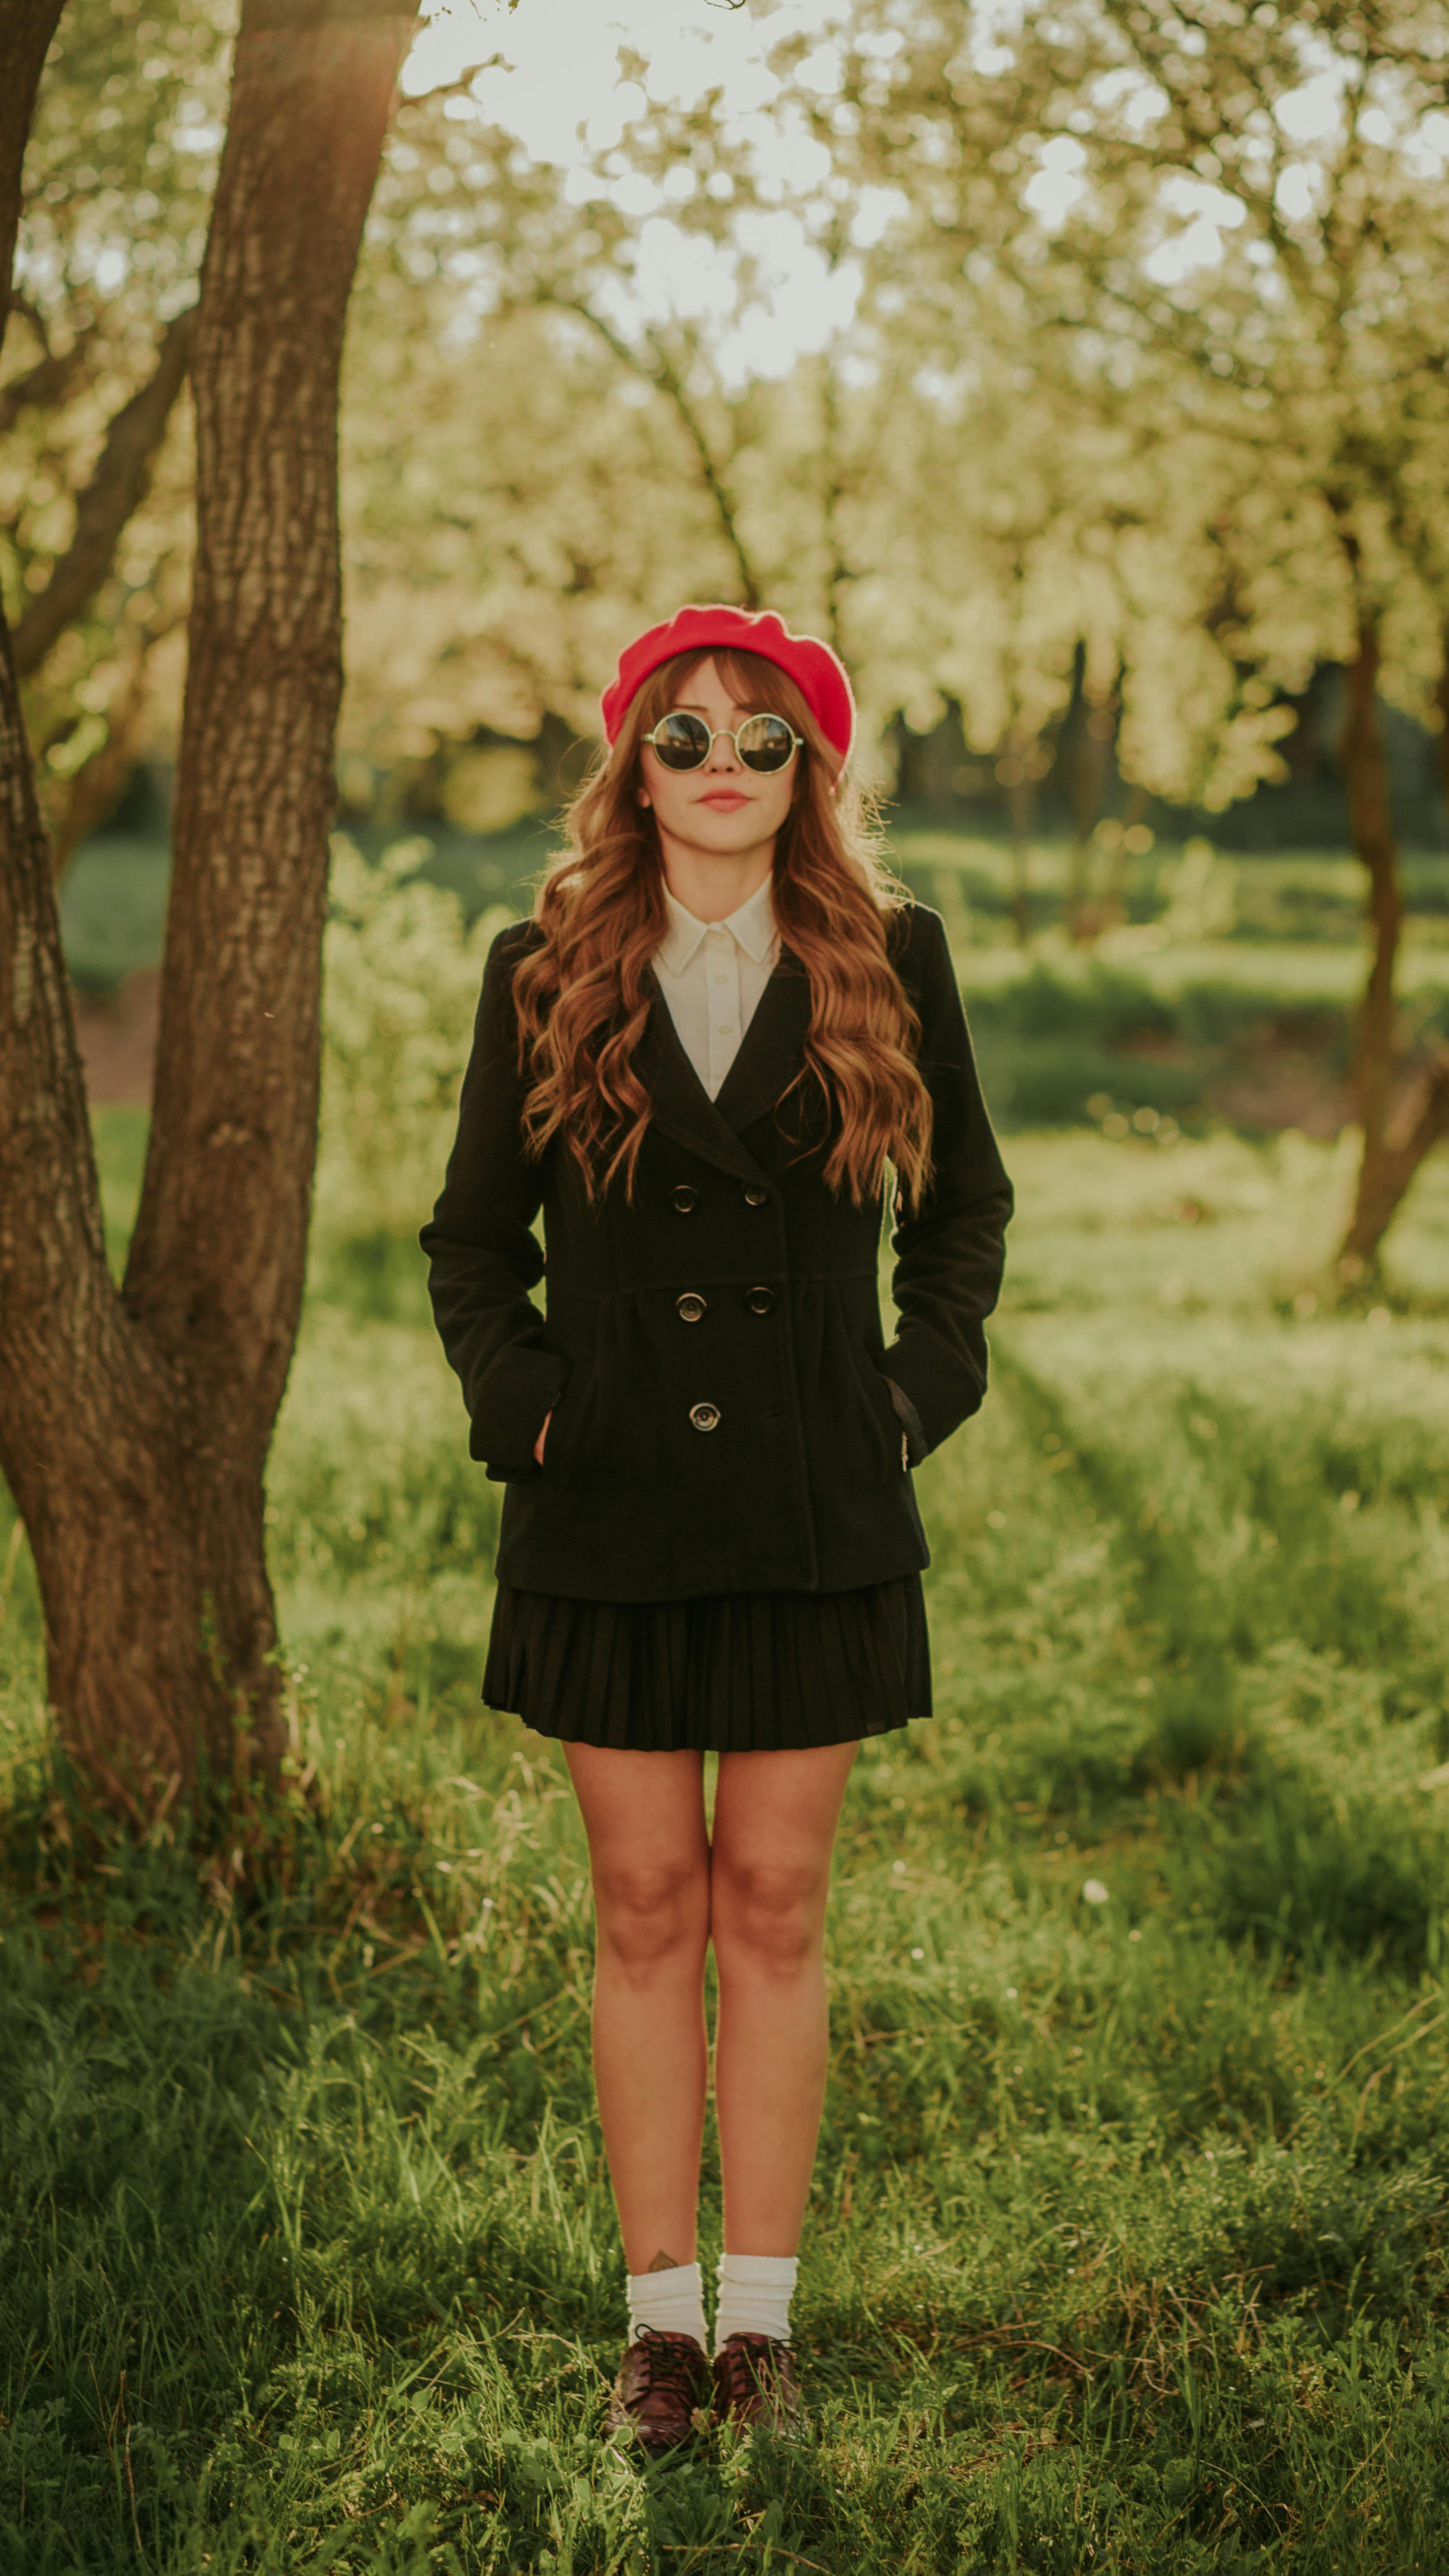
[656,874,778,977]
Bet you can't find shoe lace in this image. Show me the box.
[637,2328,705,2401]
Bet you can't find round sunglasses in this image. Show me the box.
[642,711,804,775]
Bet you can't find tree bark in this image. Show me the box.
[0,5,66,319]
[1336,610,1412,1277]
[0,0,417,1821]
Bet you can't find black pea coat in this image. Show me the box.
[420,902,1013,1601]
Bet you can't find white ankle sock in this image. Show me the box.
[712,2251,798,2354]
[626,2259,707,2351]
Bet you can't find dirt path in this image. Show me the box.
[73,969,159,1106]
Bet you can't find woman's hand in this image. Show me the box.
[534,1409,552,1466]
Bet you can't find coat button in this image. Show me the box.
[676,1291,708,1324]
[746,1285,776,1316]
[743,1184,768,1206]
[689,1401,721,1433]
[672,1183,699,1213]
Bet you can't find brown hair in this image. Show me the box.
[512,647,934,1209]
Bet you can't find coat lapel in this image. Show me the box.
[713,947,812,1139]
[640,947,812,1182]
[638,971,761,1182]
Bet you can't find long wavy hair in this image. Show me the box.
[512,645,934,1210]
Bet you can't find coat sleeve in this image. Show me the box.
[876,905,1013,1462]
[419,922,570,1484]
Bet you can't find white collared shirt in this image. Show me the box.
[651,875,781,1101]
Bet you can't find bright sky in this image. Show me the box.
[406,0,845,164]
[402,0,1449,360]
[400,0,1287,359]
[404,0,861,377]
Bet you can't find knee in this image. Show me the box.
[593,1856,706,1977]
[711,1858,824,1978]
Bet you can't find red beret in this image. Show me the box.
[600,604,856,765]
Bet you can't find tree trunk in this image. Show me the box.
[1065,657,1119,942]
[1338,1047,1449,1272]
[1336,611,1412,1278]
[1435,624,1449,820]
[1003,746,1036,948]
[0,0,417,1821]
[1098,782,1150,933]
[0,5,66,312]
[1333,622,1449,1270]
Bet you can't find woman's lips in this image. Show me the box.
[698,789,750,808]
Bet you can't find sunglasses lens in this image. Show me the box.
[738,714,797,772]
[650,713,711,770]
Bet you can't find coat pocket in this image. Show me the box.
[533,1296,658,1494]
[859,1351,906,1473]
[537,1361,592,1480]
[532,1301,596,1482]
[829,1299,904,1481]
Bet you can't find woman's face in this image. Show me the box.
[637,656,799,865]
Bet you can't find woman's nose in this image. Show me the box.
[705,729,742,771]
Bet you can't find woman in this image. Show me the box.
[421,604,1012,2453]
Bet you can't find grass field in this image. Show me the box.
[62,824,1449,1157]
[55,821,1449,996]
[4,1068,1449,2569]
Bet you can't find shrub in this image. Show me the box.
[316,835,514,1244]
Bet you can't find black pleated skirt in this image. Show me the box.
[482,1576,932,1752]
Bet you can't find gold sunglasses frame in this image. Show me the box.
[641,713,804,772]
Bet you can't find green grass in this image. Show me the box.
[66,828,1449,1152]
[957,956,1448,1136]
[4,1114,1449,2569]
[58,822,558,993]
[890,829,1449,947]
[57,821,1449,999]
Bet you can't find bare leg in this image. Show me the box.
[709,1741,859,2256]
[562,1742,711,2276]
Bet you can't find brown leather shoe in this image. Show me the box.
[710,2332,808,2437]
[603,2328,710,2456]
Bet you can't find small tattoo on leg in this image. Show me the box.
[647,2248,683,2272]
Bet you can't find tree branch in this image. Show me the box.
[643,324,762,610]
[535,288,763,607]
[7,291,52,354]
[0,322,94,436]
[12,307,192,676]
[47,606,184,875]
